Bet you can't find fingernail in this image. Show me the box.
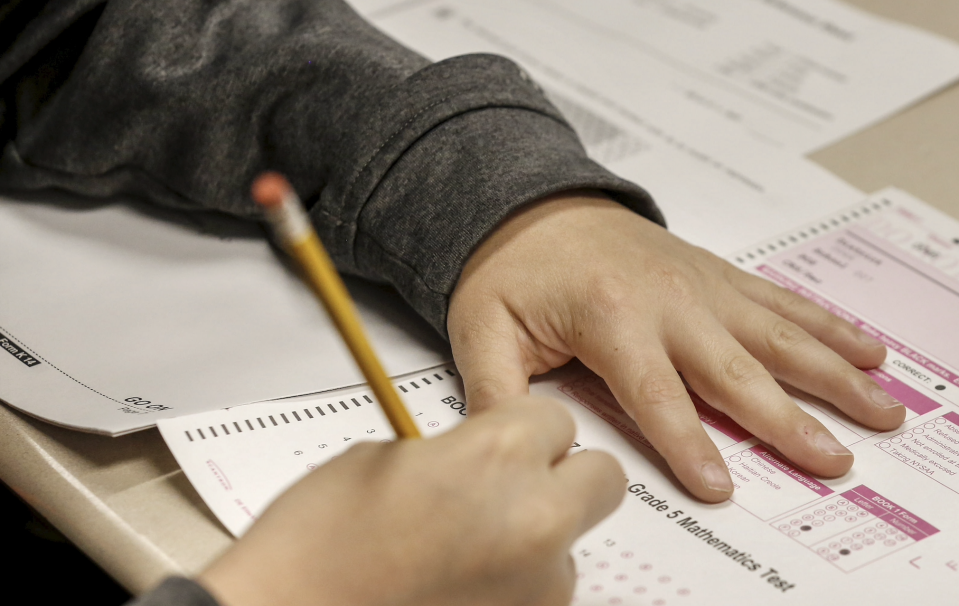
[858,331,884,348]
[870,388,903,409]
[701,462,734,493]
[815,432,852,457]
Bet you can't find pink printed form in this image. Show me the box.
[558,373,655,451]
[726,443,832,520]
[758,263,954,411]
[842,486,939,540]
[865,369,941,415]
[760,221,959,385]
[876,413,959,492]
[748,444,833,496]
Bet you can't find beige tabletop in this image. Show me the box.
[2,0,958,596]
[813,1,959,218]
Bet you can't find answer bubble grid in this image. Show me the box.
[769,485,938,572]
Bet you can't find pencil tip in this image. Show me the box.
[251,172,293,208]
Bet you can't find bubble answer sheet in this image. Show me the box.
[161,189,959,605]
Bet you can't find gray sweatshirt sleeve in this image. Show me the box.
[0,0,663,335]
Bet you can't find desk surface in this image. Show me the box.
[812,0,959,218]
[2,0,959,596]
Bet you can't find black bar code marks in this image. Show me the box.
[181,367,459,443]
[396,368,458,394]
[732,199,892,266]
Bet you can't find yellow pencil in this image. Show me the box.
[251,172,421,439]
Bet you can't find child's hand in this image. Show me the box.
[448,191,905,502]
[198,397,624,606]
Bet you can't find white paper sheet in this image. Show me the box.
[161,189,959,604]
[7,0,959,435]
[344,0,959,253]
[540,70,869,253]
[353,0,959,155]
[0,195,450,435]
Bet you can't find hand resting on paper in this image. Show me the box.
[197,398,623,606]
[448,191,907,503]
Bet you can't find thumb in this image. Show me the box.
[448,304,531,414]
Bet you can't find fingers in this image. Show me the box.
[448,304,531,413]
[725,303,906,430]
[552,450,626,535]
[731,270,886,369]
[458,396,579,465]
[671,314,854,479]
[579,337,735,503]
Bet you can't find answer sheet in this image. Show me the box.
[161,189,959,605]
[0,196,450,435]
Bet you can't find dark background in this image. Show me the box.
[0,481,129,604]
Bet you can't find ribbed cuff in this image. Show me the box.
[311,54,662,336]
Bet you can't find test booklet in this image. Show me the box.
[161,189,959,605]
[2,0,959,435]
[355,0,959,154]
[352,0,959,253]
[0,195,452,435]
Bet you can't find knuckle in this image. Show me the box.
[466,376,507,411]
[646,262,697,305]
[584,273,636,318]
[717,353,766,388]
[768,287,805,315]
[471,420,534,461]
[764,320,810,356]
[635,371,687,407]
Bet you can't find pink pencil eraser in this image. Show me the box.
[251,172,293,209]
